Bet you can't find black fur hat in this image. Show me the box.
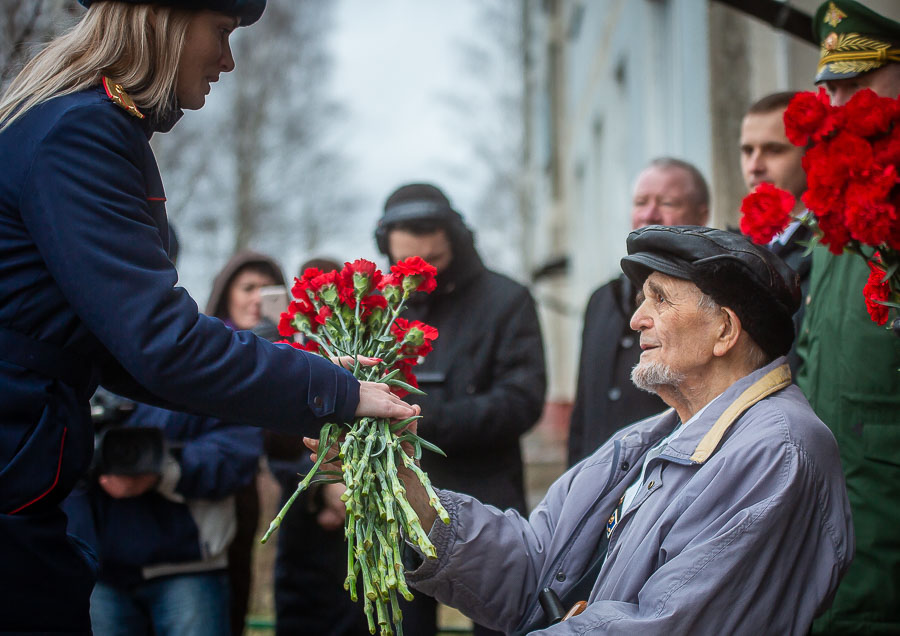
[78,0,266,26]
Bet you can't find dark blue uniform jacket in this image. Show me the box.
[0,84,358,631]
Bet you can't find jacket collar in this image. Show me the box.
[661,357,792,464]
[617,357,792,466]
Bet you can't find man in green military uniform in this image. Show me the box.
[800,2,900,633]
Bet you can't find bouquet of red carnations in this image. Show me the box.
[739,87,900,329]
[260,256,449,636]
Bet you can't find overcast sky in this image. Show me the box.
[320,0,484,261]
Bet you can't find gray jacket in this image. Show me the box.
[407,359,854,635]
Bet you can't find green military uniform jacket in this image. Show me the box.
[798,246,900,634]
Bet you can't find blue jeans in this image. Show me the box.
[90,571,230,636]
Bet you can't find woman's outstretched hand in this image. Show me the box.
[356,381,417,419]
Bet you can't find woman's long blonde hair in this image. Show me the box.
[0,2,193,131]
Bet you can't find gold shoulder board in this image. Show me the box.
[102,76,144,119]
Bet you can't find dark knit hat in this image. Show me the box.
[375,183,470,255]
[78,0,266,26]
[621,225,802,360]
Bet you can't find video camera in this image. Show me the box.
[90,388,165,475]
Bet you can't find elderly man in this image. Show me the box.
[398,227,853,635]
[798,2,900,633]
[567,158,709,466]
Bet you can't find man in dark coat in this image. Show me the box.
[567,158,709,467]
[740,92,812,376]
[380,182,547,636]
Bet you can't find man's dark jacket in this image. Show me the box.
[567,275,666,467]
[403,241,546,513]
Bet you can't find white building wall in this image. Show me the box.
[527,0,710,402]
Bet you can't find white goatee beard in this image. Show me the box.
[631,360,685,393]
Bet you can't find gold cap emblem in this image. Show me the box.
[824,2,847,28]
[824,32,839,51]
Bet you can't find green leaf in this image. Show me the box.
[309,476,343,485]
[399,432,446,457]
[386,378,425,395]
[875,299,900,309]
[389,414,422,433]
[378,368,401,383]
[376,335,396,343]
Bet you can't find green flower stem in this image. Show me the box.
[364,599,375,634]
[375,592,389,630]
[260,423,336,544]
[304,332,339,360]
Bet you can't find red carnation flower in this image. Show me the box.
[843,88,899,138]
[291,297,316,318]
[864,260,891,325]
[391,318,439,357]
[291,277,309,301]
[784,88,838,146]
[292,267,328,300]
[391,256,438,293]
[360,294,388,321]
[829,131,875,175]
[843,166,899,246]
[817,212,853,254]
[276,339,320,353]
[277,312,297,338]
[377,273,401,289]
[339,259,382,298]
[873,125,900,166]
[739,182,795,244]
[315,305,333,326]
[307,270,338,292]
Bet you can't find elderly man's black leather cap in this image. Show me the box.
[78,0,266,25]
[621,225,802,360]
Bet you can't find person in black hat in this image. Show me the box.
[378,183,546,636]
[0,1,415,632]
[799,3,900,634]
[380,225,853,635]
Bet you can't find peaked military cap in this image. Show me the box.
[621,225,801,360]
[814,0,900,82]
[78,0,265,26]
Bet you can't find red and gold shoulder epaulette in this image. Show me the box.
[102,76,144,120]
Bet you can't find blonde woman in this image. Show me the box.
[0,1,414,631]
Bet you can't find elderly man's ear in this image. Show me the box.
[712,307,743,357]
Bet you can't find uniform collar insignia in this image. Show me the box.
[824,2,847,28]
[102,77,144,119]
